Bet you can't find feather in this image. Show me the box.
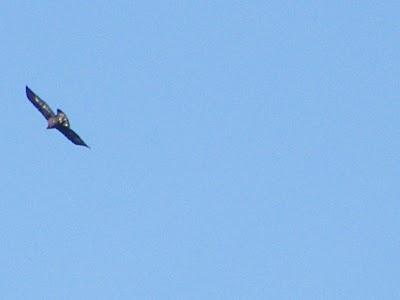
[26,86,55,120]
[57,125,90,148]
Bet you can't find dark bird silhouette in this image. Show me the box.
[25,86,89,148]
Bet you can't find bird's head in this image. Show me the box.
[47,118,57,129]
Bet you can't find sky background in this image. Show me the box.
[0,1,399,299]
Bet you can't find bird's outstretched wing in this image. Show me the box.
[57,125,89,148]
[26,86,55,120]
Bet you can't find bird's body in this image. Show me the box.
[47,109,69,129]
[25,86,89,148]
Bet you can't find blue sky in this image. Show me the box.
[1,1,399,299]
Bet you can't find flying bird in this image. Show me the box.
[25,86,89,148]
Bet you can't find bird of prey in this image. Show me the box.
[25,86,89,148]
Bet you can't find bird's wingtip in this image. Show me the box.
[80,142,90,149]
[25,85,33,97]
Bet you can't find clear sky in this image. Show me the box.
[1,1,399,299]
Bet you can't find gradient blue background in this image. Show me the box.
[1,1,399,299]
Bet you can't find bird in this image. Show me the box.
[25,86,89,148]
